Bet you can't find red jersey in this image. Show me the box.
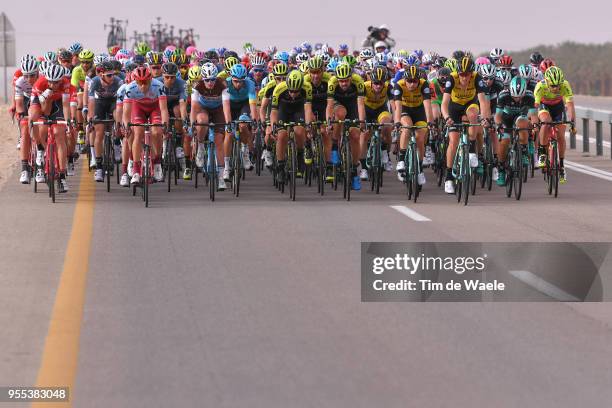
[32,76,73,103]
[12,69,23,86]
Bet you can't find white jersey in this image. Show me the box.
[14,76,34,99]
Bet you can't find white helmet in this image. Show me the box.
[374,41,387,50]
[250,54,266,69]
[359,48,374,60]
[200,62,218,80]
[379,24,389,31]
[489,47,504,61]
[45,64,64,82]
[296,52,309,64]
[422,53,432,65]
[20,54,36,64]
[20,59,39,75]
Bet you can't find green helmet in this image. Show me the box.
[78,49,94,62]
[335,62,352,80]
[134,42,151,56]
[308,56,324,71]
[544,66,564,86]
[343,54,357,68]
[444,58,458,73]
[286,70,304,91]
[272,62,288,76]
[509,76,527,97]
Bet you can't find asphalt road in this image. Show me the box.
[1,150,612,407]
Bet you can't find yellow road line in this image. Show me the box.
[33,160,95,407]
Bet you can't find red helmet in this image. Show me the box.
[241,55,251,70]
[132,66,152,82]
[498,55,513,68]
[539,58,555,73]
[108,45,121,56]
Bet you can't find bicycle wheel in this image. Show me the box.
[470,161,477,196]
[144,148,150,207]
[506,155,513,199]
[462,144,470,206]
[209,147,216,202]
[48,144,55,203]
[317,138,325,196]
[406,149,413,201]
[514,146,523,200]
[552,143,559,198]
[104,134,112,192]
[233,139,241,197]
[255,133,263,176]
[288,139,297,201]
[344,139,352,201]
[374,142,382,195]
[412,145,420,203]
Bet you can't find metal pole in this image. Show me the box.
[595,120,603,156]
[582,118,589,153]
[3,13,7,104]
[569,122,576,149]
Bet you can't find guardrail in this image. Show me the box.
[573,106,612,159]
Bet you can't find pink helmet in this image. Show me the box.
[185,46,198,56]
[475,56,490,65]
[164,45,176,53]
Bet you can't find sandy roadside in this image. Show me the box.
[0,105,20,191]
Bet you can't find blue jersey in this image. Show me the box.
[222,77,257,104]
[88,76,123,100]
[162,77,187,103]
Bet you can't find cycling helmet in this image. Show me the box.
[133,55,146,66]
[374,41,387,51]
[186,65,200,81]
[111,59,122,72]
[78,49,94,62]
[496,69,511,86]
[224,56,239,71]
[100,61,115,73]
[296,52,309,64]
[518,64,533,79]
[45,64,64,82]
[251,54,266,69]
[132,66,152,82]
[93,54,107,66]
[20,59,38,75]
[335,62,352,79]
[343,54,357,68]
[20,54,36,64]
[452,50,465,61]
[267,45,277,56]
[308,55,324,71]
[271,63,286,78]
[286,70,304,91]
[169,54,187,66]
[374,52,388,66]
[457,56,475,73]
[530,52,544,65]
[370,66,387,83]
[403,65,420,80]
[478,63,497,79]
[421,53,433,66]
[339,44,349,52]
[39,61,53,75]
[223,50,239,59]
[405,55,420,67]
[539,58,555,73]
[147,52,163,65]
[327,59,339,73]
[58,50,72,62]
[162,49,174,61]
[444,58,458,73]
[364,58,377,73]
[437,67,451,82]
[319,52,330,64]
[299,62,309,74]
[185,46,198,56]
[509,76,527,97]
[200,63,218,80]
[301,42,312,54]
[68,42,83,55]
[204,49,219,62]
[162,62,178,76]
[108,45,121,56]
[43,51,57,62]
[61,66,71,78]
[489,47,504,61]
[499,55,513,68]
[359,48,374,61]
[124,61,138,72]
[276,51,290,64]
[544,66,564,86]
[230,63,247,80]
[134,42,151,56]
[116,49,130,60]
[475,56,490,66]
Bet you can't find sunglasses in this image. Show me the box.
[484,77,495,81]
[103,73,114,78]
[548,84,560,89]
[23,74,37,79]
[371,81,384,86]
[203,78,216,83]
[252,68,264,73]
[232,78,245,82]
[338,78,351,83]
[150,65,162,70]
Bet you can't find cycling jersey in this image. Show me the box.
[271,81,313,110]
[392,78,431,107]
[88,76,123,99]
[124,79,167,107]
[327,73,365,106]
[364,80,392,110]
[116,83,129,106]
[71,64,88,91]
[14,76,34,99]
[192,78,226,109]
[482,78,505,111]
[222,77,257,104]
[162,77,187,106]
[533,80,573,106]
[444,72,486,105]
[496,90,536,118]
[31,76,73,104]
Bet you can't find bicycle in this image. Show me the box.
[229,118,252,197]
[128,122,163,208]
[431,119,448,188]
[501,125,532,201]
[193,121,225,201]
[273,121,304,201]
[162,118,182,192]
[254,120,264,177]
[449,123,481,206]
[309,121,327,196]
[91,118,117,193]
[32,119,68,203]
[536,120,573,198]
[480,126,494,191]
[365,122,392,195]
[329,119,363,201]
[398,124,427,202]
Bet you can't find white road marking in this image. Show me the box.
[390,205,431,222]
[509,270,581,302]
[565,161,612,182]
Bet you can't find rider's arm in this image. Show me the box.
[441,93,451,121]
[422,82,433,123]
[221,89,232,124]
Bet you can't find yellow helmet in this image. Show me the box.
[224,56,239,71]
[188,65,202,81]
[78,49,94,63]
[299,62,309,74]
[335,62,351,79]
[286,70,304,91]
[272,62,288,76]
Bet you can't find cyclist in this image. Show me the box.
[478,63,504,178]
[269,70,314,182]
[441,56,491,194]
[86,61,123,182]
[259,63,288,167]
[29,64,73,193]
[160,62,189,176]
[392,64,433,185]
[71,49,94,148]
[303,56,332,172]
[533,66,575,184]
[326,62,366,191]
[191,63,229,190]
[361,65,393,179]
[122,66,169,184]
[15,59,41,183]
[147,52,164,81]
[494,77,537,186]
[221,63,258,181]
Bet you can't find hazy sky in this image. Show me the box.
[3,0,611,64]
